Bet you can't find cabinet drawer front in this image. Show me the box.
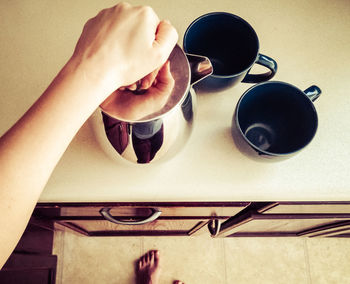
[60,219,207,236]
[55,203,248,218]
[266,203,350,214]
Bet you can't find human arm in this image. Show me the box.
[0,2,177,268]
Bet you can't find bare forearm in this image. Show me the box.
[0,61,109,267]
[0,61,104,188]
[0,2,177,269]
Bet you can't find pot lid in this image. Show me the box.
[100,45,191,123]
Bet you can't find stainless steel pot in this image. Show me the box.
[91,44,212,164]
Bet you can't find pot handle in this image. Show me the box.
[186,53,213,85]
[242,54,277,83]
[304,85,322,102]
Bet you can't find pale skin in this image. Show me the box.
[0,2,178,269]
[137,250,185,284]
[101,61,175,121]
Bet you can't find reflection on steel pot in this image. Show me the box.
[91,44,213,164]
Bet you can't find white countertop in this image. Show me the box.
[1,0,350,202]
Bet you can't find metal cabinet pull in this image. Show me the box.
[99,208,161,225]
[208,219,221,237]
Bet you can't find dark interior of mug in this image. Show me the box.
[183,13,259,76]
[237,83,318,154]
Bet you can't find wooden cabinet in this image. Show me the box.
[0,218,57,284]
[35,202,350,238]
[35,202,249,237]
[211,202,350,238]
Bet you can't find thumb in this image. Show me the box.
[153,20,178,63]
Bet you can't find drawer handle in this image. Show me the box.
[208,219,221,237]
[99,208,162,225]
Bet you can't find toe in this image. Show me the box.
[149,251,155,264]
[154,250,160,265]
[138,258,144,270]
[138,260,142,269]
[145,251,151,263]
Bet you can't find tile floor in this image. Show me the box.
[53,225,350,284]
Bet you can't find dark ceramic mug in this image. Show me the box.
[231,81,321,161]
[183,12,278,91]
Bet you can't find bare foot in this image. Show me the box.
[136,250,161,284]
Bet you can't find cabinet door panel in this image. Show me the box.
[300,221,350,237]
[326,229,350,238]
[266,203,350,214]
[227,218,350,235]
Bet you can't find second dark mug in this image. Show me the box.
[183,12,278,91]
[231,81,322,161]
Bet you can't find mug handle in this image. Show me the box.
[304,85,322,102]
[242,54,278,83]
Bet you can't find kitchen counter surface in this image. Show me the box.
[1,0,350,202]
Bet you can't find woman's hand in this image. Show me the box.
[101,61,175,121]
[69,2,178,102]
[0,2,177,269]
[119,67,161,92]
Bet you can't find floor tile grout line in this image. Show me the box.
[60,229,66,284]
[141,237,144,256]
[53,225,66,284]
[222,238,228,284]
[303,238,312,284]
